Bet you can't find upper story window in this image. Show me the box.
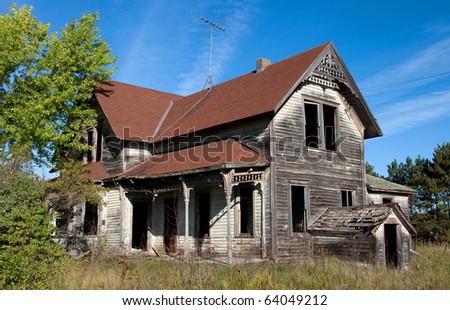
[85,126,102,163]
[304,102,337,151]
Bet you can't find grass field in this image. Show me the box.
[55,244,449,290]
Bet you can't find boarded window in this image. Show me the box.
[304,103,319,148]
[341,190,354,207]
[83,203,98,235]
[237,185,254,236]
[291,185,306,232]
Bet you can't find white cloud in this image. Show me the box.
[376,90,450,136]
[360,37,450,104]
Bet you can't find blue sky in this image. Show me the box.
[2,0,450,176]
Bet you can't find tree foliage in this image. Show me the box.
[387,142,450,243]
[0,5,116,166]
[0,152,68,289]
[365,162,381,177]
[0,5,116,288]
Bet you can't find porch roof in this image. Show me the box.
[310,203,416,234]
[111,139,269,180]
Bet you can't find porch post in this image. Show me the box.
[221,169,235,264]
[181,178,192,261]
[256,170,267,259]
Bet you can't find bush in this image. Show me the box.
[0,167,67,289]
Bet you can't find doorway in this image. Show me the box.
[164,197,178,254]
[384,224,398,267]
[132,202,148,250]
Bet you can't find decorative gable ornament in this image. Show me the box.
[308,52,347,88]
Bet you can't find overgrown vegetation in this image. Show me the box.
[54,244,449,290]
[0,5,115,289]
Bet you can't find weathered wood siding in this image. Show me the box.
[98,117,123,173]
[273,83,366,258]
[374,212,412,270]
[123,141,152,171]
[104,187,122,249]
[155,118,272,159]
[312,234,376,263]
[367,192,411,219]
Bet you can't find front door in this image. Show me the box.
[164,197,178,254]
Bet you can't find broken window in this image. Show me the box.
[382,197,393,204]
[323,105,336,151]
[83,203,98,235]
[291,185,307,232]
[85,126,102,163]
[304,103,319,148]
[197,191,211,237]
[341,190,354,207]
[304,102,337,150]
[235,184,254,236]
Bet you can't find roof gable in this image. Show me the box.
[154,42,330,141]
[95,81,182,141]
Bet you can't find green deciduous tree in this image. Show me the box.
[1,5,116,166]
[0,5,116,288]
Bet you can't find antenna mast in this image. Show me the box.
[197,16,225,89]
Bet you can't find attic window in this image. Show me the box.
[304,102,337,151]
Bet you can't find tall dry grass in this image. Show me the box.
[55,244,449,290]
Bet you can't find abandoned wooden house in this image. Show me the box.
[55,42,417,269]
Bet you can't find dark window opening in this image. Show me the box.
[238,185,254,235]
[341,190,354,207]
[197,192,210,237]
[384,224,399,267]
[55,209,69,236]
[83,203,98,235]
[323,105,336,151]
[164,197,178,253]
[382,197,392,204]
[291,185,306,232]
[86,130,94,162]
[132,202,148,250]
[96,126,102,161]
[304,103,319,148]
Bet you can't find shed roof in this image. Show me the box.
[310,204,416,234]
[366,174,417,194]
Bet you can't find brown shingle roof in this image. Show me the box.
[154,42,331,141]
[113,139,268,179]
[95,81,183,141]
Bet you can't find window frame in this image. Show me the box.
[303,100,339,151]
[234,184,255,237]
[341,189,355,207]
[289,181,309,235]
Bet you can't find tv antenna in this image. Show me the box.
[197,16,225,89]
